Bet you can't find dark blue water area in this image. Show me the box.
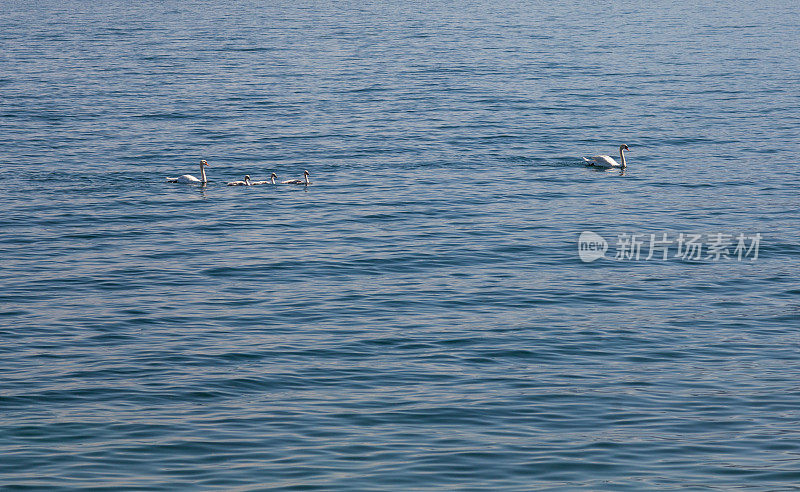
[2,0,800,489]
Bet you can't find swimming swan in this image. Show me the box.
[227,175,252,186]
[583,144,630,169]
[166,159,209,183]
[251,173,278,185]
[282,170,310,185]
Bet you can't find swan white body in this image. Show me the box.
[282,170,310,185]
[251,173,278,185]
[227,175,252,186]
[583,145,630,169]
[167,160,209,183]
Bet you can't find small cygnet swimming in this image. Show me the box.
[282,170,310,185]
[251,172,278,185]
[226,175,252,186]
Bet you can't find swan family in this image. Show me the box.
[168,164,309,186]
[168,146,630,186]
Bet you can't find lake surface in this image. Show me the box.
[2,0,799,489]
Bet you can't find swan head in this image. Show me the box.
[245,175,251,182]
[619,144,630,152]
[200,159,209,167]
[271,172,278,178]
[303,170,309,176]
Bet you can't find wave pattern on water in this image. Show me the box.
[2,0,800,490]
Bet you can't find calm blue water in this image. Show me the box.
[2,0,800,489]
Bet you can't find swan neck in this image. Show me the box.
[620,148,626,168]
[304,174,309,185]
[200,164,207,183]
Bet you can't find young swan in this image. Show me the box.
[583,144,630,169]
[282,170,310,185]
[251,172,278,185]
[166,159,209,183]
[227,175,252,186]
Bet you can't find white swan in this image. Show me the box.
[282,170,310,185]
[251,172,278,185]
[227,175,252,186]
[166,159,209,184]
[583,144,630,169]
